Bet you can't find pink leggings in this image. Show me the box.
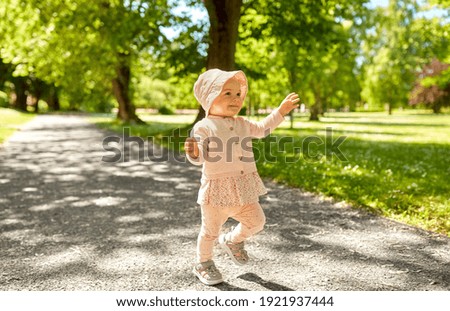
[197,202,266,263]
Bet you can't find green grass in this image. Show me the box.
[0,108,35,144]
[90,113,194,150]
[91,110,450,237]
[257,110,450,236]
[91,114,193,135]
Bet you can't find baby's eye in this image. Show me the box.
[237,92,241,97]
[225,92,231,96]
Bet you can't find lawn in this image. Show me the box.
[257,111,450,237]
[0,108,35,144]
[91,113,195,137]
[91,110,450,236]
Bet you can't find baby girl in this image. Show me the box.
[185,69,299,285]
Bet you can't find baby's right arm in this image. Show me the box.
[185,125,208,165]
[184,137,199,159]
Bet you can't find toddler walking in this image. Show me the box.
[185,69,299,285]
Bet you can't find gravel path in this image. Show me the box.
[1,115,449,291]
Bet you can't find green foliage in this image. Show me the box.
[360,0,450,113]
[237,0,368,119]
[1,0,448,116]
[361,0,418,112]
[133,75,198,110]
[1,0,173,113]
[134,77,174,109]
[429,0,450,8]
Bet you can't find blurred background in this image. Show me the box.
[0,0,449,119]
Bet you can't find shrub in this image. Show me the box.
[158,105,175,115]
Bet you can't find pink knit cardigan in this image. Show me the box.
[187,109,285,180]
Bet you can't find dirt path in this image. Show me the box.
[0,115,449,291]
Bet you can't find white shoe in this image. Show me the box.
[218,234,249,266]
[193,260,223,285]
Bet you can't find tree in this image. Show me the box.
[238,0,368,121]
[1,0,172,122]
[191,0,243,123]
[361,0,420,114]
[204,0,242,70]
[359,0,450,114]
[409,59,450,113]
[417,0,450,94]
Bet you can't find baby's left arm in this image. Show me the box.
[247,92,300,138]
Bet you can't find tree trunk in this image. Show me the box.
[309,84,322,121]
[32,95,40,113]
[30,78,45,113]
[46,85,60,111]
[192,0,243,124]
[204,0,242,70]
[112,56,144,124]
[12,77,28,112]
[432,102,441,114]
[309,103,320,121]
[287,68,298,128]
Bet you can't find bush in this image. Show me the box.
[158,105,175,115]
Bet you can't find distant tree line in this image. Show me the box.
[0,0,449,123]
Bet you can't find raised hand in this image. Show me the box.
[278,92,300,116]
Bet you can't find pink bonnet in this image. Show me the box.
[193,69,248,116]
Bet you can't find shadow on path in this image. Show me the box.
[238,273,294,291]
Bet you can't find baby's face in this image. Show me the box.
[209,78,243,117]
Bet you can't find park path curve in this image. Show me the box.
[0,114,449,291]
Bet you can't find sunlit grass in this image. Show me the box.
[91,110,450,236]
[257,110,450,236]
[90,113,194,140]
[0,108,35,144]
[139,113,196,125]
[89,113,194,150]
